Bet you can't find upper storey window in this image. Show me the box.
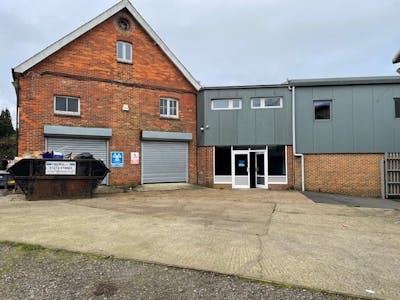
[251,97,283,109]
[160,98,179,119]
[211,99,242,110]
[314,100,332,120]
[54,96,80,116]
[116,41,132,63]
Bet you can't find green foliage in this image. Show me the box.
[0,109,15,138]
[0,109,16,159]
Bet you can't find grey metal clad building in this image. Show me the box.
[197,85,293,189]
[197,76,400,196]
[197,85,292,146]
[290,77,400,154]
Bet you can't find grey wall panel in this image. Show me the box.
[142,141,188,183]
[313,122,333,152]
[295,89,314,152]
[218,112,238,145]
[196,92,205,146]
[372,86,394,152]
[352,87,374,152]
[199,87,292,146]
[296,83,400,153]
[332,87,354,152]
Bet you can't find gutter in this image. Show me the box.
[289,85,305,192]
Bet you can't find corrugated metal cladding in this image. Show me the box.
[197,87,292,146]
[295,84,400,153]
[46,137,108,184]
[142,141,188,183]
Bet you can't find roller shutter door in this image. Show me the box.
[142,141,188,183]
[46,137,108,184]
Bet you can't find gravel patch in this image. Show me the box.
[0,242,363,300]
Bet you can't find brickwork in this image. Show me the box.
[304,154,383,197]
[16,11,197,186]
[197,146,213,186]
[294,156,303,190]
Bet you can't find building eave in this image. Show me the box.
[288,76,400,87]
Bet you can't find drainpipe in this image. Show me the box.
[289,85,305,192]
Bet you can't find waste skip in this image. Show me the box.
[8,158,109,200]
[0,170,9,189]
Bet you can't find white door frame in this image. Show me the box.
[232,150,250,188]
[254,150,268,189]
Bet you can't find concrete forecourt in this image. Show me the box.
[0,188,399,299]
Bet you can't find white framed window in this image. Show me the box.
[211,99,242,110]
[116,41,132,63]
[251,97,283,109]
[54,96,80,116]
[160,98,179,118]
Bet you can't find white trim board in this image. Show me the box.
[13,0,201,91]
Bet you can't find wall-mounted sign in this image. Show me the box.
[111,151,124,167]
[45,161,76,175]
[238,160,246,167]
[130,152,139,164]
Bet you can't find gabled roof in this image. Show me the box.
[13,0,201,90]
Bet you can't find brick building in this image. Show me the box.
[12,0,200,186]
[12,0,400,196]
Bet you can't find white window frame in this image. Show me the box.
[251,97,283,109]
[211,99,242,110]
[54,96,80,116]
[160,98,179,119]
[116,41,132,63]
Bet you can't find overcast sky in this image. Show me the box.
[1,0,399,126]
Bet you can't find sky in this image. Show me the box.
[1,0,399,126]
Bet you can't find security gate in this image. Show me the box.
[141,141,188,183]
[382,153,400,199]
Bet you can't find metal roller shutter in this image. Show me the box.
[46,137,108,184]
[142,141,188,183]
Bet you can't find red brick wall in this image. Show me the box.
[294,156,302,190]
[16,10,197,186]
[304,154,383,197]
[197,146,213,186]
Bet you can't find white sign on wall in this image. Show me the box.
[130,152,139,164]
[45,161,76,175]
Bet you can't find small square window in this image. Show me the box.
[394,98,400,118]
[116,41,132,63]
[314,100,332,120]
[54,96,80,116]
[160,98,178,118]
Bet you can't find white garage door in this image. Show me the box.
[142,141,188,183]
[46,137,108,184]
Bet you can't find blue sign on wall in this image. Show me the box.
[111,151,124,167]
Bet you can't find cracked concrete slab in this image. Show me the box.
[0,189,399,299]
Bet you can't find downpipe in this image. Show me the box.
[289,85,305,192]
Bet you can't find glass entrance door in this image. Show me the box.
[255,152,266,188]
[232,151,249,188]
